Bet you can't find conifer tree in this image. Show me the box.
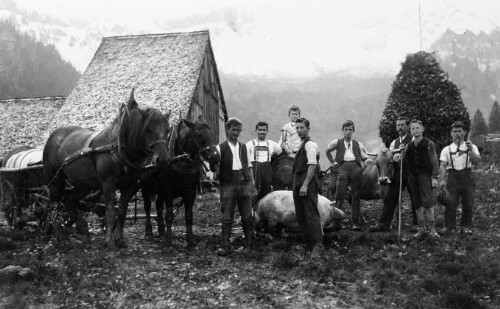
[379,51,470,152]
[470,109,488,138]
[488,101,500,133]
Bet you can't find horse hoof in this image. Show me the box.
[115,240,128,249]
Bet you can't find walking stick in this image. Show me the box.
[398,149,404,245]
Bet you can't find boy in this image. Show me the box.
[438,121,480,236]
[278,105,302,156]
[325,120,368,231]
[404,120,440,239]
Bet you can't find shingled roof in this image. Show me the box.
[0,97,66,157]
[47,30,214,134]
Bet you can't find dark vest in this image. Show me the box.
[334,138,362,166]
[406,138,433,175]
[292,137,319,174]
[394,134,413,171]
[395,134,413,150]
[219,141,249,182]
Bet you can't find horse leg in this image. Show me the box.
[115,183,139,248]
[103,182,118,249]
[156,194,165,238]
[164,196,174,247]
[143,188,153,238]
[184,193,196,249]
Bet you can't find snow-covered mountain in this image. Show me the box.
[2,0,500,77]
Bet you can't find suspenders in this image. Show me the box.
[252,140,270,162]
[448,145,469,170]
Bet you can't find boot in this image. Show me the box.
[217,223,232,256]
[427,220,440,239]
[413,220,428,240]
[310,240,325,259]
[242,218,254,249]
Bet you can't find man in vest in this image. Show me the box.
[371,117,416,232]
[438,121,481,236]
[404,119,440,239]
[278,105,302,157]
[216,118,256,256]
[325,120,368,231]
[292,117,323,258]
[246,121,282,202]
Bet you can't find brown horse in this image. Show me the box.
[43,90,171,248]
[142,116,220,248]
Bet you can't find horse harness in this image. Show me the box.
[62,105,167,172]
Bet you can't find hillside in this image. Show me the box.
[0,20,80,99]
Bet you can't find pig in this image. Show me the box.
[254,190,345,237]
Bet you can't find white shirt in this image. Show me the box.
[278,122,301,153]
[440,142,480,170]
[327,139,368,161]
[299,140,320,165]
[216,142,253,170]
[246,139,282,163]
[389,134,413,152]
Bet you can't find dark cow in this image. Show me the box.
[322,148,394,201]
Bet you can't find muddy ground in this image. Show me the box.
[0,171,499,309]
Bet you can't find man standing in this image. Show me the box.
[216,118,255,256]
[438,121,481,236]
[404,120,440,239]
[325,120,368,231]
[371,117,415,232]
[246,122,282,201]
[292,118,323,258]
[278,105,302,156]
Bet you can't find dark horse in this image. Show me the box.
[271,154,294,190]
[142,115,220,248]
[43,90,171,248]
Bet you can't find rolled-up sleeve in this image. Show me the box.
[305,141,319,165]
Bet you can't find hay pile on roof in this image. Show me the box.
[0,97,65,157]
[46,30,211,134]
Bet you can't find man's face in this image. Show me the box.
[289,111,300,122]
[451,127,466,142]
[342,125,355,139]
[226,125,242,142]
[396,120,409,136]
[410,123,423,138]
[256,125,268,141]
[296,122,309,139]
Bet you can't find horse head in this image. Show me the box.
[375,148,395,199]
[117,89,171,169]
[179,115,220,172]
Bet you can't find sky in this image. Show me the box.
[12,0,500,77]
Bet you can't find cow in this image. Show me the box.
[322,148,394,202]
[254,190,345,237]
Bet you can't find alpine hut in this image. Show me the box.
[46,30,228,143]
[0,97,66,157]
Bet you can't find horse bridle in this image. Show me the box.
[174,121,215,171]
[114,104,168,170]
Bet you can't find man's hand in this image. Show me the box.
[438,179,446,188]
[299,184,308,196]
[432,178,439,188]
[393,153,401,162]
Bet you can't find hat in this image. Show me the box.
[436,186,451,206]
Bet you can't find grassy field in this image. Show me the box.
[0,170,499,308]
